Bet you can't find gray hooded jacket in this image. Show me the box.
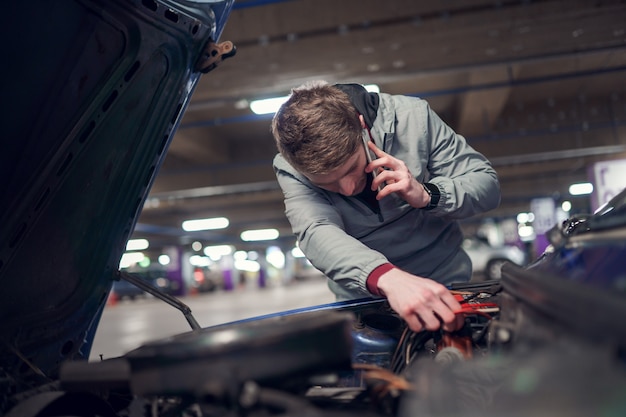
[273,86,500,300]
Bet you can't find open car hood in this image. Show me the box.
[0,0,234,390]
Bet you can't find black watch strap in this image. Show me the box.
[422,182,440,210]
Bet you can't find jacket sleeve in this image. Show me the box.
[419,102,501,219]
[273,155,389,297]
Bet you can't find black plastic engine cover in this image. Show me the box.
[121,310,355,396]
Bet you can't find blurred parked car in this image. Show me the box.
[111,278,144,301]
[463,236,527,280]
[191,267,222,293]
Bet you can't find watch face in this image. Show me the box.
[423,183,440,209]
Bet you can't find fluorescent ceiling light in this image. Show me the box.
[266,246,285,269]
[234,259,261,272]
[126,238,149,251]
[561,201,572,212]
[189,254,212,267]
[291,246,305,258]
[516,212,535,224]
[518,225,535,240]
[240,228,279,241]
[250,96,289,115]
[158,254,171,266]
[119,252,145,268]
[249,84,380,115]
[569,182,593,196]
[233,250,248,261]
[182,217,229,231]
[203,244,233,261]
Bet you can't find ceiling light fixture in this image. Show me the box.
[266,246,285,269]
[250,96,289,115]
[203,245,233,261]
[234,259,261,272]
[158,254,171,266]
[250,84,380,115]
[126,238,149,251]
[182,217,229,231]
[516,212,535,224]
[189,254,212,267]
[561,201,572,212]
[569,182,594,196]
[119,252,145,268]
[240,228,279,241]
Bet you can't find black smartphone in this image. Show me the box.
[362,129,383,192]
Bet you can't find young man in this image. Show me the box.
[271,81,500,332]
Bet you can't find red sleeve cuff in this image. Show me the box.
[366,263,395,296]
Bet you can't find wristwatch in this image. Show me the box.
[422,182,440,210]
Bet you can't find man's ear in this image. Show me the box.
[358,114,367,129]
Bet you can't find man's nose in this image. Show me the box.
[338,177,357,196]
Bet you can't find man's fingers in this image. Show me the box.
[455,314,466,330]
[440,314,465,332]
[403,314,424,333]
[433,305,456,326]
[434,289,465,331]
[411,307,444,332]
[367,140,386,157]
[404,308,462,333]
[383,275,468,334]
[441,290,463,312]
[422,314,443,331]
[410,291,463,332]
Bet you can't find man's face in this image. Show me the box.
[305,147,368,196]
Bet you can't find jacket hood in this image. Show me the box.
[333,83,380,129]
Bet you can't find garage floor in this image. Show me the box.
[89,278,336,361]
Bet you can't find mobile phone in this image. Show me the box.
[362,130,383,192]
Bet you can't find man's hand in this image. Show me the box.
[376,268,464,333]
[365,141,430,208]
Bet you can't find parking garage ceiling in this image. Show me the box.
[134,0,626,252]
